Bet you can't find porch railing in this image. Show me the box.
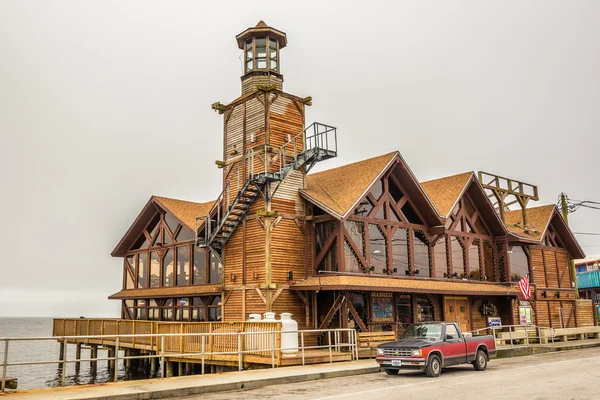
[2,324,357,392]
[466,324,556,347]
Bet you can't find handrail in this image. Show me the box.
[465,324,556,347]
[1,327,357,392]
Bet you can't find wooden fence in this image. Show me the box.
[52,318,283,365]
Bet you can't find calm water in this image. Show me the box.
[0,318,129,390]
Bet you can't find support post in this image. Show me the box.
[61,338,67,387]
[90,345,98,370]
[75,344,81,372]
[150,354,156,377]
[2,340,9,392]
[560,193,579,299]
[201,335,205,375]
[166,362,173,378]
[108,348,115,371]
[114,337,119,383]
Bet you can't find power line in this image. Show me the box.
[574,232,600,236]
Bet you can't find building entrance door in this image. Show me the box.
[444,297,471,332]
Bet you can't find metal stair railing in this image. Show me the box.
[196,122,337,250]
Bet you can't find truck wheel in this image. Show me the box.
[472,349,487,371]
[425,354,441,378]
[384,369,399,375]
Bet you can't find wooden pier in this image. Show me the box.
[52,318,353,369]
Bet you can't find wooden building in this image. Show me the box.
[110,21,593,335]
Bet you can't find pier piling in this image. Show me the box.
[90,345,98,370]
[75,344,81,371]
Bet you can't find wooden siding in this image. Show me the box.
[223,290,244,321]
[242,74,283,94]
[272,217,305,283]
[245,218,266,283]
[530,248,546,286]
[225,104,245,164]
[576,299,595,327]
[272,290,308,330]
[223,220,244,285]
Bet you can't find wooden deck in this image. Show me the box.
[52,319,353,367]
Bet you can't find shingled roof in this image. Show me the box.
[420,172,473,217]
[504,204,556,241]
[301,152,397,217]
[154,196,214,231]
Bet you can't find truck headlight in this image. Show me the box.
[412,349,422,357]
[377,348,384,355]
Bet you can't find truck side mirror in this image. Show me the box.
[445,334,454,340]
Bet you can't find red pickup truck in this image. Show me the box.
[376,322,496,377]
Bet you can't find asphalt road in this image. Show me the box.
[173,347,600,400]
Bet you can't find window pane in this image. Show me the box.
[147,214,160,245]
[468,240,481,280]
[176,228,194,242]
[255,37,266,57]
[354,198,373,216]
[371,179,383,200]
[434,237,448,278]
[163,248,174,287]
[209,252,222,283]
[316,221,337,254]
[192,307,205,322]
[194,247,206,284]
[177,246,190,286]
[388,178,404,204]
[256,59,267,69]
[138,253,148,288]
[396,295,412,326]
[125,267,134,289]
[413,231,430,277]
[510,245,528,282]
[345,221,365,256]
[150,251,160,288]
[269,38,277,49]
[270,59,277,69]
[347,292,367,324]
[450,236,465,278]
[416,296,434,322]
[317,242,338,272]
[132,232,149,249]
[165,213,178,236]
[483,241,495,281]
[401,202,423,225]
[369,224,387,274]
[392,228,408,275]
[246,60,253,71]
[344,240,362,273]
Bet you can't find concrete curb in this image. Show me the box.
[94,366,381,400]
[7,362,382,400]
[496,340,600,359]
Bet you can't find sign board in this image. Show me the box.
[519,306,532,325]
[487,317,502,328]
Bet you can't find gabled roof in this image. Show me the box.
[505,204,585,259]
[111,196,214,257]
[301,152,397,217]
[154,196,214,231]
[504,205,555,241]
[420,172,473,217]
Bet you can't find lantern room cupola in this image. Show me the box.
[236,21,287,94]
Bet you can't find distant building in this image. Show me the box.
[109,21,595,333]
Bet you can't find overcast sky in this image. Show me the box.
[1,1,599,317]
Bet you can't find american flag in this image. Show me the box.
[518,274,531,299]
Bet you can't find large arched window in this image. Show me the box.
[468,239,481,280]
[413,231,430,277]
[510,245,529,282]
[369,224,387,274]
[433,237,448,278]
[450,236,465,278]
[391,228,408,275]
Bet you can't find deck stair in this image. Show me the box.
[196,122,337,253]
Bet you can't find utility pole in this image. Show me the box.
[560,193,579,299]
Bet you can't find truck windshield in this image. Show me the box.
[401,323,443,340]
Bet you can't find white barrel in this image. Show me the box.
[246,314,262,351]
[263,312,277,321]
[279,312,298,356]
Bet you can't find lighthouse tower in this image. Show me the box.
[197,21,337,328]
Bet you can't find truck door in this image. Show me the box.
[442,324,467,366]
